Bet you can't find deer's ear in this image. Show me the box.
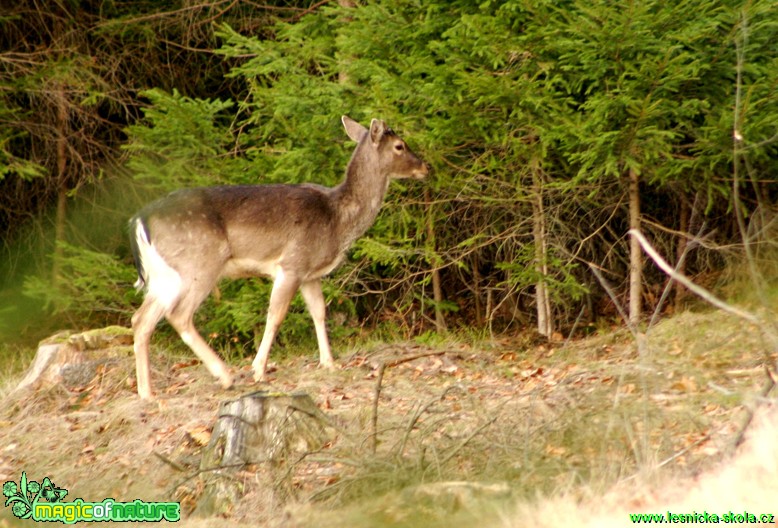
[369,119,387,145]
[342,116,367,143]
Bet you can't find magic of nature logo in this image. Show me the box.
[3,471,180,523]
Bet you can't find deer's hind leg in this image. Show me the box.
[132,296,167,400]
[165,277,234,391]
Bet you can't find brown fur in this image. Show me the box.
[129,116,428,399]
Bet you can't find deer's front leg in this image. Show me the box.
[252,270,300,382]
[300,278,334,370]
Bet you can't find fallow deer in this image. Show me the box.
[129,116,428,399]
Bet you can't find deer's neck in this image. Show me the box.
[332,154,390,249]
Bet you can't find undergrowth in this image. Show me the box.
[0,294,775,527]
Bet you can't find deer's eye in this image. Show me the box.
[394,143,405,152]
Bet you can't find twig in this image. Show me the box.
[647,220,707,329]
[153,450,188,472]
[629,229,761,325]
[397,385,465,457]
[563,304,587,348]
[166,462,247,496]
[619,428,714,484]
[656,432,712,470]
[289,0,332,22]
[730,365,776,454]
[370,350,446,453]
[587,263,635,337]
[95,0,235,26]
[438,407,503,467]
[198,0,240,26]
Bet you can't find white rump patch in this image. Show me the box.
[133,220,182,312]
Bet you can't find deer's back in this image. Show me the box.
[138,184,343,281]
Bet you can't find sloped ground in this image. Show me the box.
[0,306,775,527]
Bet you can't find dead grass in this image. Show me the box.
[1,305,776,527]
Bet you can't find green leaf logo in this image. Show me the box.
[3,472,68,519]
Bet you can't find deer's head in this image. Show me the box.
[342,116,429,180]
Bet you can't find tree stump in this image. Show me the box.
[195,390,331,516]
[14,326,133,393]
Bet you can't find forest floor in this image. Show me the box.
[0,304,776,527]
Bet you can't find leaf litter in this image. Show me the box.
[0,307,774,526]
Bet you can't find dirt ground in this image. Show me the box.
[1,307,776,527]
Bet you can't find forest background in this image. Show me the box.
[1,0,776,353]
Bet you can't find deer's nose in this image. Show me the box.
[413,162,430,179]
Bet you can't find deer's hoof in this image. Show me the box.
[251,366,267,383]
[219,374,234,390]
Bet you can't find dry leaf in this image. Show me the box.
[171,359,200,371]
[545,445,567,456]
[186,424,212,446]
[671,376,697,392]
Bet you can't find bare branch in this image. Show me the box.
[629,229,759,325]
[370,350,446,453]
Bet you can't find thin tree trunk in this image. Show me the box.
[532,166,553,338]
[472,254,483,327]
[628,167,642,326]
[51,83,69,285]
[424,188,446,332]
[431,265,446,333]
[674,197,689,311]
[337,0,356,84]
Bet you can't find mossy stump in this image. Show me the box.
[195,390,331,516]
[14,326,133,393]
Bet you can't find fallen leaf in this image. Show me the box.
[545,445,567,456]
[171,359,200,371]
[671,376,697,393]
[186,424,211,446]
